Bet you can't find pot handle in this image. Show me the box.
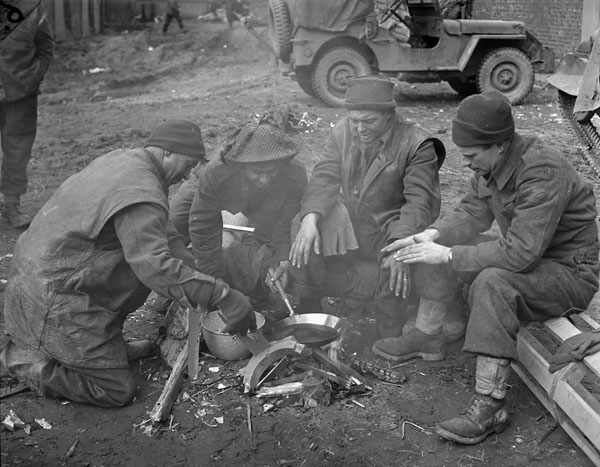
[269,272,295,317]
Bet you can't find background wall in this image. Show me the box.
[473,0,598,57]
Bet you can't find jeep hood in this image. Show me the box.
[288,0,373,34]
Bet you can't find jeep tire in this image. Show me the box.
[312,46,371,107]
[268,0,292,63]
[477,47,534,105]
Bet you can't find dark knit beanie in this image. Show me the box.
[145,120,206,160]
[452,91,514,147]
[344,76,396,111]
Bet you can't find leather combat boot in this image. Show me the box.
[125,340,155,361]
[375,315,403,339]
[403,303,467,343]
[1,202,33,229]
[435,393,508,444]
[372,327,446,362]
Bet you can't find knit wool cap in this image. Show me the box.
[452,90,515,147]
[145,120,206,160]
[344,76,396,110]
[222,122,298,163]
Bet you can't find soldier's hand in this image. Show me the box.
[393,242,450,265]
[266,263,289,294]
[290,213,321,267]
[381,255,411,298]
[381,229,440,254]
[217,288,257,336]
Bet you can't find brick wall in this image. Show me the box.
[473,0,583,57]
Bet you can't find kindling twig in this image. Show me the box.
[63,439,79,460]
[400,420,433,440]
[464,449,487,463]
[246,402,254,447]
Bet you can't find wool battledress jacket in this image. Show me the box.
[431,133,599,272]
[299,112,445,256]
[0,5,54,103]
[5,149,218,369]
[189,158,308,279]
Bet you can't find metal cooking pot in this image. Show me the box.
[202,311,266,360]
[270,278,346,347]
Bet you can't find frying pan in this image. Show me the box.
[270,277,346,347]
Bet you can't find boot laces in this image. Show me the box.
[462,395,486,417]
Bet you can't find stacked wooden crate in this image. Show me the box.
[514,311,600,465]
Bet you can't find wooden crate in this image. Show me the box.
[513,312,600,466]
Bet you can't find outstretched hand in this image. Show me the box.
[381,228,440,254]
[289,213,321,267]
[381,254,411,298]
[393,241,451,265]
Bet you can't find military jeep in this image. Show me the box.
[268,0,546,106]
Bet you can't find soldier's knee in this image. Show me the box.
[109,371,138,407]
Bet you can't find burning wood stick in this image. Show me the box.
[255,382,305,397]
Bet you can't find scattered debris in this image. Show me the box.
[2,410,30,433]
[34,418,52,430]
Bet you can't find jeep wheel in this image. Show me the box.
[312,46,371,107]
[447,77,478,97]
[268,0,292,63]
[477,47,534,105]
[295,66,316,97]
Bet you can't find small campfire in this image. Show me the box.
[141,298,407,434]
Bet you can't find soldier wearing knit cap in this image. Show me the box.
[380,91,599,445]
[1,120,256,407]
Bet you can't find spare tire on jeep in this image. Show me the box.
[268,0,292,63]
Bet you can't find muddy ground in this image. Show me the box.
[1,16,599,467]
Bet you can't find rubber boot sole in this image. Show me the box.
[435,420,509,445]
[371,344,445,363]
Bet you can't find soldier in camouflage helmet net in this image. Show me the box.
[169,114,308,300]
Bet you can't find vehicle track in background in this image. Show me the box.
[558,92,600,180]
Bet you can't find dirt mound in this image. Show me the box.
[52,24,271,84]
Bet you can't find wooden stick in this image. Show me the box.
[246,402,253,447]
[188,307,202,380]
[63,439,79,460]
[150,342,188,423]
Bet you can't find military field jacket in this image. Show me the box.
[299,112,445,255]
[431,133,599,273]
[189,158,308,279]
[0,5,54,102]
[5,149,217,368]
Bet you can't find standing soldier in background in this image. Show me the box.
[0,3,54,228]
[163,0,186,34]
